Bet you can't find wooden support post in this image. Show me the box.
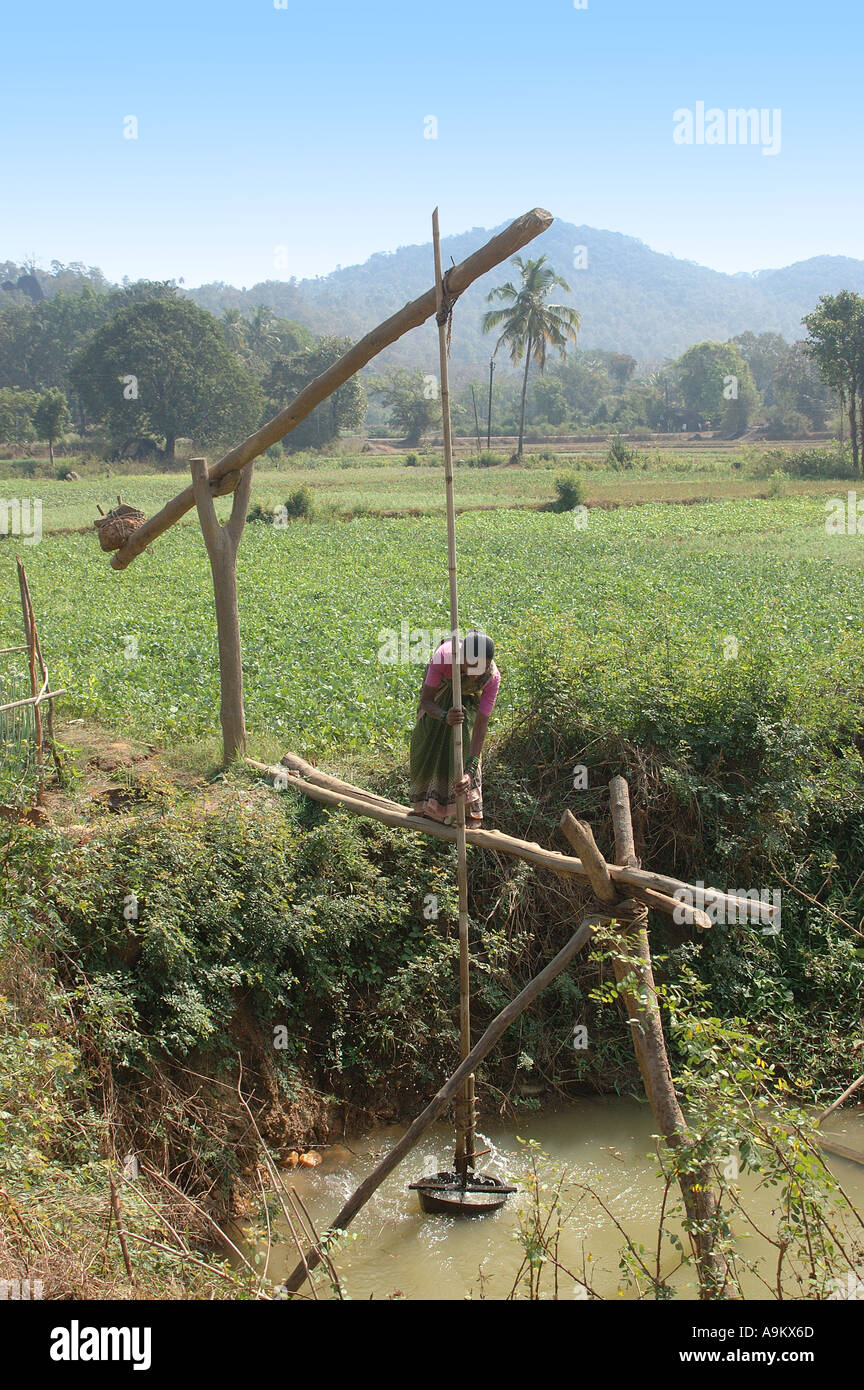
[605,775,730,1298]
[189,458,254,765]
[433,207,474,1174]
[282,915,598,1295]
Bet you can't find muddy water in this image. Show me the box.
[249,1098,864,1301]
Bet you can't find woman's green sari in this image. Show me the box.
[409,671,489,823]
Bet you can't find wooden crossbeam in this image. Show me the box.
[246,755,778,926]
[107,208,553,570]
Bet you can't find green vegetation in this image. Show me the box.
[4,492,864,751]
[4,476,864,1299]
[71,298,263,461]
[2,490,863,1094]
[804,291,864,470]
[3,244,864,1301]
[552,472,584,510]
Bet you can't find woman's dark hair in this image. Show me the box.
[463,629,494,666]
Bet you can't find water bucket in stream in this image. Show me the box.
[408,1171,516,1217]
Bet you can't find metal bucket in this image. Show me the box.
[409,1171,516,1217]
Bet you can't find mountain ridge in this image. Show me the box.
[186,220,864,374]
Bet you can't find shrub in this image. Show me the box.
[605,432,639,469]
[553,472,585,511]
[283,485,316,520]
[767,469,789,498]
[785,445,856,479]
[462,450,505,468]
[749,445,855,480]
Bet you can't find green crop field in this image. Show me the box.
[3,493,864,767]
[0,449,856,534]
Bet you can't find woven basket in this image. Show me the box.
[94,504,146,552]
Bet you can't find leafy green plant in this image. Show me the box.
[552,472,584,510]
[605,432,639,468]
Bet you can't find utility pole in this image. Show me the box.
[486,355,496,450]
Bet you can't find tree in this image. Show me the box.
[530,377,568,425]
[608,353,637,389]
[0,388,38,445]
[265,335,366,450]
[675,341,760,434]
[804,292,864,471]
[730,331,789,405]
[71,298,263,461]
[771,341,831,432]
[32,388,70,465]
[220,309,248,352]
[247,305,279,358]
[370,368,438,445]
[483,255,580,457]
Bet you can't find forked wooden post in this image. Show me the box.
[606,775,731,1298]
[189,457,254,765]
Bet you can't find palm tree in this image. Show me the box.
[482,255,580,456]
[220,308,248,352]
[247,305,279,359]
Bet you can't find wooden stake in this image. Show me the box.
[189,458,254,765]
[109,1176,135,1287]
[15,562,62,780]
[16,559,44,806]
[433,207,474,1174]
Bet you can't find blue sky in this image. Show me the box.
[1,0,861,286]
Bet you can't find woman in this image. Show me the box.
[410,629,500,827]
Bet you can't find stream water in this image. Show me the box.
[242,1098,864,1301]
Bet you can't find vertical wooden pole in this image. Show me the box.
[606,775,730,1298]
[16,562,62,779]
[189,458,255,766]
[16,559,44,806]
[433,208,474,1174]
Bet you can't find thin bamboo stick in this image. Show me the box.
[0,689,65,715]
[17,560,44,806]
[16,564,61,777]
[433,207,474,1173]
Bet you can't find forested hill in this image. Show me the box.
[187,221,864,371]
[6,221,864,376]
